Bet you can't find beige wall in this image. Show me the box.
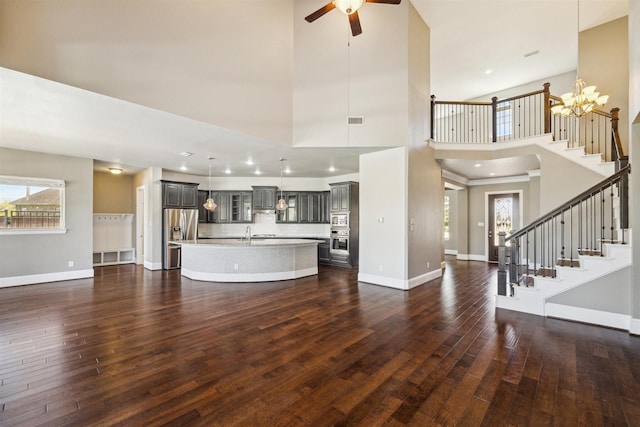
[0,0,294,145]
[580,16,629,154]
[629,0,640,331]
[93,171,134,213]
[0,148,93,279]
[538,151,603,213]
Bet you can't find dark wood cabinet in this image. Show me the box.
[252,186,276,212]
[329,182,359,268]
[321,191,330,223]
[330,183,351,212]
[277,192,328,224]
[162,181,199,209]
[318,238,331,265]
[198,190,252,223]
[197,190,209,223]
[299,192,322,223]
[198,190,253,223]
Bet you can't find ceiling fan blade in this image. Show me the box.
[365,0,401,3]
[305,2,336,22]
[349,11,362,36]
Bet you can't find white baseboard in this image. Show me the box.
[144,261,163,270]
[444,249,458,255]
[546,303,631,331]
[359,268,442,291]
[181,267,317,283]
[0,269,94,288]
[457,253,487,262]
[630,318,640,335]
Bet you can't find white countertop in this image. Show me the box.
[173,238,323,247]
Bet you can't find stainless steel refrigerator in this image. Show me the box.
[163,208,198,269]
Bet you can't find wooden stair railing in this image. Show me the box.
[497,164,631,297]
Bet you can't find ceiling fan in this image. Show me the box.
[305,0,401,37]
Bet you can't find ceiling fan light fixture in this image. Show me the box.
[333,0,364,15]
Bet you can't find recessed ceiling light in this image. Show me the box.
[109,167,123,175]
[246,159,254,166]
[474,163,482,168]
[490,172,496,176]
[178,151,193,157]
[225,168,231,174]
[329,166,336,172]
[485,69,492,75]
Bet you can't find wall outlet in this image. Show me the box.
[68,261,74,267]
[234,263,239,270]
[378,217,384,223]
[379,264,383,272]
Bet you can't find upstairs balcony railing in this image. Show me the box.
[430,82,624,163]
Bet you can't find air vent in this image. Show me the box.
[348,116,364,125]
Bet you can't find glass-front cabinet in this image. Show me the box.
[230,192,253,223]
[276,193,298,223]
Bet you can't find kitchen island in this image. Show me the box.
[179,239,321,282]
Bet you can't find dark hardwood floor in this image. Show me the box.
[1,257,640,426]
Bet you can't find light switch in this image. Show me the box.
[478,222,484,227]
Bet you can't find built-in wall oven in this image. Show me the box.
[330,228,350,255]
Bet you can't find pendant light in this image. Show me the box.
[551,0,608,117]
[276,158,288,211]
[203,156,217,211]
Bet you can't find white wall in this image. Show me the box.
[467,71,576,103]
[0,148,94,285]
[293,0,409,148]
[359,148,408,285]
[0,0,294,145]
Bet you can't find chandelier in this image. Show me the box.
[551,78,609,117]
[203,156,217,211]
[276,158,288,211]
[551,0,608,117]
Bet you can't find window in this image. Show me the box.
[443,195,450,241]
[0,176,65,232]
[494,196,513,246]
[496,101,512,139]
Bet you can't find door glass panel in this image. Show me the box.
[494,197,513,245]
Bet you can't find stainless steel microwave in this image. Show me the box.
[330,213,348,227]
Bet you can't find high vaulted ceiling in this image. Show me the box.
[0,0,629,179]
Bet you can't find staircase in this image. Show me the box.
[496,237,632,325]
[431,82,632,330]
[543,138,615,177]
[496,164,631,329]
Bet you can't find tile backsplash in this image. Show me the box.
[198,212,330,238]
